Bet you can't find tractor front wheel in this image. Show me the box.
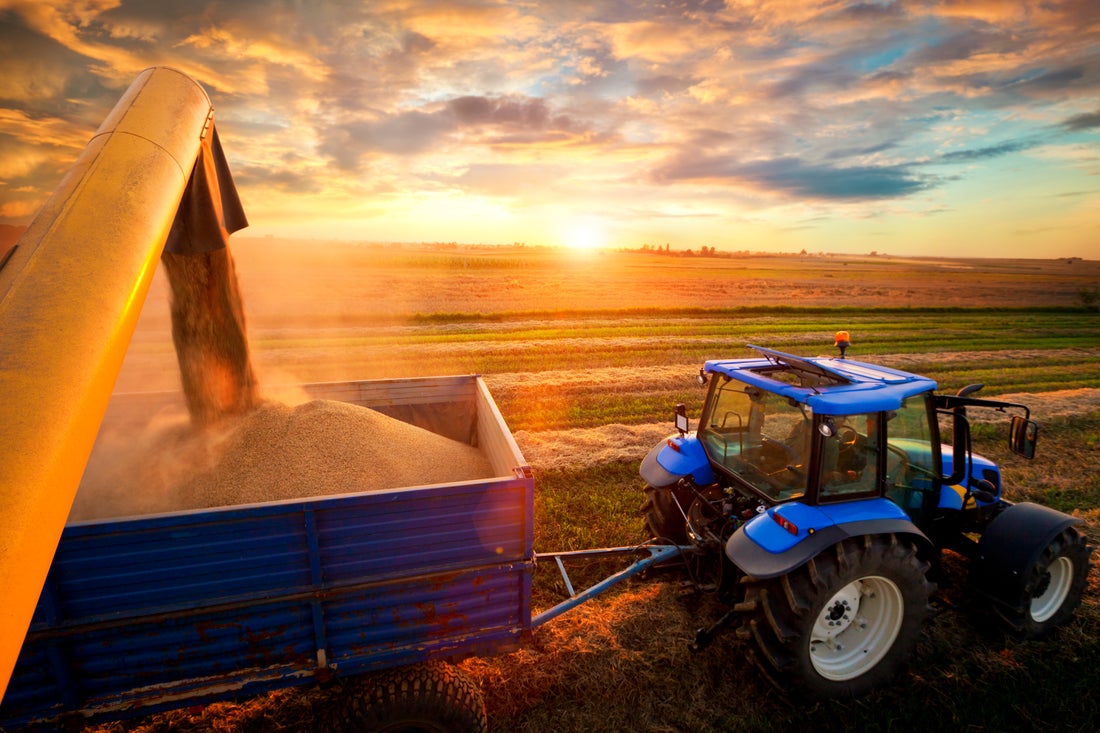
[737,534,932,699]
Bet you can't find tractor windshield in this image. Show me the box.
[698,378,811,501]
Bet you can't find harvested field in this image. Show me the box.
[70,399,494,522]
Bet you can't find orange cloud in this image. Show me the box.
[391,1,541,44]
[176,25,328,84]
[606,21,721,63]
[0,109,89,156]
[928,0,1031,24]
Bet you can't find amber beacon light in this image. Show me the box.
[834,330,851,358]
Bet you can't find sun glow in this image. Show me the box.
[561,218,608,251]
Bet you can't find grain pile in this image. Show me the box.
[70,399,495,522]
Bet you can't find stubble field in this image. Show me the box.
[92,241,1099,732]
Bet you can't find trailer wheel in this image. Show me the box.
[737,534,932,699]
[990,526,1090,639]
[336,661,487,733]
[640,483,692,544]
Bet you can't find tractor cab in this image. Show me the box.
[642,339,1042,549]
[684,343,1040,538]
[696,345,939,509]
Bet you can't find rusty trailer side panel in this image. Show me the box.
[0,375,533,729]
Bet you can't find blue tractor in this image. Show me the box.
[640,338,1091,698]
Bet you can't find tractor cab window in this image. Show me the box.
[699,379,810,501]
[884,394,941,518]
[817,413,880,501]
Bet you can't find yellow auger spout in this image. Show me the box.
[0,67,212,698]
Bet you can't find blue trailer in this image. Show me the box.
[3,343,1092,728]
[0,375,543,730]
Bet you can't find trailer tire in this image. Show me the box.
[336,661,487,733]
[737,534,932,699]
[640,483,692,544]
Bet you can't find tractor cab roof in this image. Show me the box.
[703,345,937,416]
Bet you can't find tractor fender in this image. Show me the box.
[726,498,933,580]
[970,501,1083,604]
[639,434,715,488]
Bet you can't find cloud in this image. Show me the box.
[634,73,701,96]
[1014,65,1087,92]
[448,95,552,127]
[233,164,324,195]
[437,162,567,198]
[650,154,930,200]
[317,93,602,171]
[908,27,1018,66]
[318,110,451,170]
[396,1,540,43]
[938,138,1039,162]
[1061,110,1100,131]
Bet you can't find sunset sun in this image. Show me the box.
[562,219,607,251]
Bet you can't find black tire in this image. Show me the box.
[988,526,1090,639]
[736,534,933,699]
[335,661,487,733]
[640,483,693,544]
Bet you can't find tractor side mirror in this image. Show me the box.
[1009,415,1039,459]
[675,403,689,435]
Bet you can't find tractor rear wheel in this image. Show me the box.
[737,534,932,699]
[334,661,487,733]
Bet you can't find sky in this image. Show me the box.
[1,0,1098,258]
